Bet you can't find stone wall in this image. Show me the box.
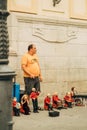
[7,13,87,99]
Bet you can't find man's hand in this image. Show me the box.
[29,74,36,78]
[39,75,43,82]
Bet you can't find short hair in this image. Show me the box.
[28,44,34,51]
[71,87,75,91]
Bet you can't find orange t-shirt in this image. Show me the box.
[21,52,40,77]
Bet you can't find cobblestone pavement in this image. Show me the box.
[13,106,87,130]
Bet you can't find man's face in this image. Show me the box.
[32,45,37,54]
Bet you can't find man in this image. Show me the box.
[21,44,42,95]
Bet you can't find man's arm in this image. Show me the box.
[37,61,43,81]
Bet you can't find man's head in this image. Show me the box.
[13,97,17,101]
[47,93,51,97]
[28,44,37,55]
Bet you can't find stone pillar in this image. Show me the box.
[0,0,16,130]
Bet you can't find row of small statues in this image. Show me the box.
[12,87,84,116]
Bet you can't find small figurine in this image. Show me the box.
[12,97,20,116]
[44,93,53,111]
[52,92,63,109]
[21,94,30,115]
[30,88,39,113]
[71,87,77,98]
[64,92,73,108]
